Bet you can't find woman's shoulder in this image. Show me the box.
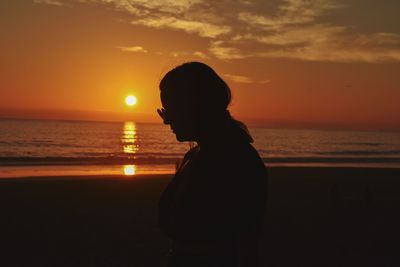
[223,142,262,162]
[204,142,265,173]
[232,143,265,171]
[183,142,265,172]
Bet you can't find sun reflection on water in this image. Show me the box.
[123,165,136,176]
[122,121,138,155]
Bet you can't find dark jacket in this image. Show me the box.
[158,139,268,245]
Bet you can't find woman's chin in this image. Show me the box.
[175,134,187,142]
[174,132,193,142]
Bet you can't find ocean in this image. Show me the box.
[0,118,399,177]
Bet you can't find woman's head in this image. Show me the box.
[159,62,232,141]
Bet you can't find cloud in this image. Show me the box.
[170,51,208,58]
[223,0,400,63]
[193,51,208,58]
[131,17,231,38]
[238,0,256,5]
[116,47,208,58]
[235,24,347,46]
[224,74,253,83]
[76,0,231,38]
[36,0,231,38]
[231,24,400,62]
[33,0,400,63]
[209,41,247,60]
[112,0,203,13]
[224,74,271,84]
[256,43,400,63]
[116,46,148,53]
[238,0,344,30]
[259,79,271,84]
[33,0,63,6]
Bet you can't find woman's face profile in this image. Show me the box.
[159,95,196,142]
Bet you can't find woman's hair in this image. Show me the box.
[159,62,253,143]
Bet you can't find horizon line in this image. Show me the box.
[1,114,399,133]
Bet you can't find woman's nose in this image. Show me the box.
[157,108,170,125]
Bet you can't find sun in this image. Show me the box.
[123,165,136,176]
[125,95,137,106]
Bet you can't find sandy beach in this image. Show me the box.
[0,167,399,267]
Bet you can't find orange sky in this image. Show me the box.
[0,0,399,130]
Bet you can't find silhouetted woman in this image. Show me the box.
[157,62,267,267]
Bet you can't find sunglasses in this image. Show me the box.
[157,108,170,124]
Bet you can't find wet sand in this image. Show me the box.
[0,167,399,267]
